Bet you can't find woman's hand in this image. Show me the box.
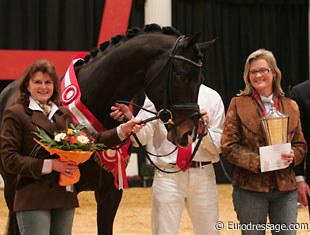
[281,150,294,167]
[120,118,145,136]
[52,159,79,178]
[297,181,310,206]
[110,103,133,122]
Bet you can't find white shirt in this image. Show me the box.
[29,96,59,174]
[29,96,59,120]
[135,84,225,167]
[260,94,273,113]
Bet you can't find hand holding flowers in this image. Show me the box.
[33,124,105,152]
[33,124,105,186]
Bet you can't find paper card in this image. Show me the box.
[259,143,291,172]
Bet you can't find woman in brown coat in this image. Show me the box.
[222,49,307,235]
[0,59,142,235]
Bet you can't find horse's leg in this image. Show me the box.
[95,172,123,235]
[6,211,20,235]
[0,82,20,235]
[0,174,20,235]
[76,157,123,235]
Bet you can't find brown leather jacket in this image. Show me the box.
[222,95,307,192]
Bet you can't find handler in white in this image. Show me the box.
[111,84,225,235]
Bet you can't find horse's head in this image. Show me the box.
[145,33,216,147]
[75,24,215,147]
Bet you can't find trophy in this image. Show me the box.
[260,100,289,145]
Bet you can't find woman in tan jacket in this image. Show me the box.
[222,49,307,235]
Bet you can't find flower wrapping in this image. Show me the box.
[35,139,93,186]
[32,124,104,186]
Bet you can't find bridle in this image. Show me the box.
[138,36,203,132]
[162,35,202,128]
[116,35,207,173]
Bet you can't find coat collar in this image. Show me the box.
[29,96,59,119]
[27,97,70,135]
[31,111,58,135]
[236,96,262,134]
[27,106,69,136]
[236,95,299,135]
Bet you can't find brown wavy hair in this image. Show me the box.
[17,59,61,105]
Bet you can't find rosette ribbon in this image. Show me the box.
[61,54,131,190]
[96,139,131,189]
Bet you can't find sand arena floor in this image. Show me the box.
[1,184,309,235]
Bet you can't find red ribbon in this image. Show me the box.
[61,54,130,189]
[176,145,192,171]
[252,90,279,116]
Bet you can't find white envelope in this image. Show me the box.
[259,143,291,172]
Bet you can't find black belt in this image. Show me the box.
[169,161,212,168]
[190,161,212,168]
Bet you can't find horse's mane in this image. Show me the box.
[81,23,183,64]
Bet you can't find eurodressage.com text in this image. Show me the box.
[214,221,309,232]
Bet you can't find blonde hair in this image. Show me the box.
[238,49,284,96]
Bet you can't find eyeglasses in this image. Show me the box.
[249,68,272,77]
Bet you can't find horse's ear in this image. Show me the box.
[198,38,217,53]
[186,32,202,48]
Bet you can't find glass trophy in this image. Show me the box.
[260,101,288,146]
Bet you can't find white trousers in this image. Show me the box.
[151,164,219,235]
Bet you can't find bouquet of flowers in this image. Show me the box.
[33,124,105,186]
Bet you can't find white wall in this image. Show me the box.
[145,0,172,26]
[0,176,4,188]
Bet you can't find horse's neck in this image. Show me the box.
[76,34,176,128]
[77,66,145,128]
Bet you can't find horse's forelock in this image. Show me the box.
[194,44,204,60]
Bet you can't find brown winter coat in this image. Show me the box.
[1,103,121,212]
[221,95,307,192]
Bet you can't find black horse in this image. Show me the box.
[0,24,215,234]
